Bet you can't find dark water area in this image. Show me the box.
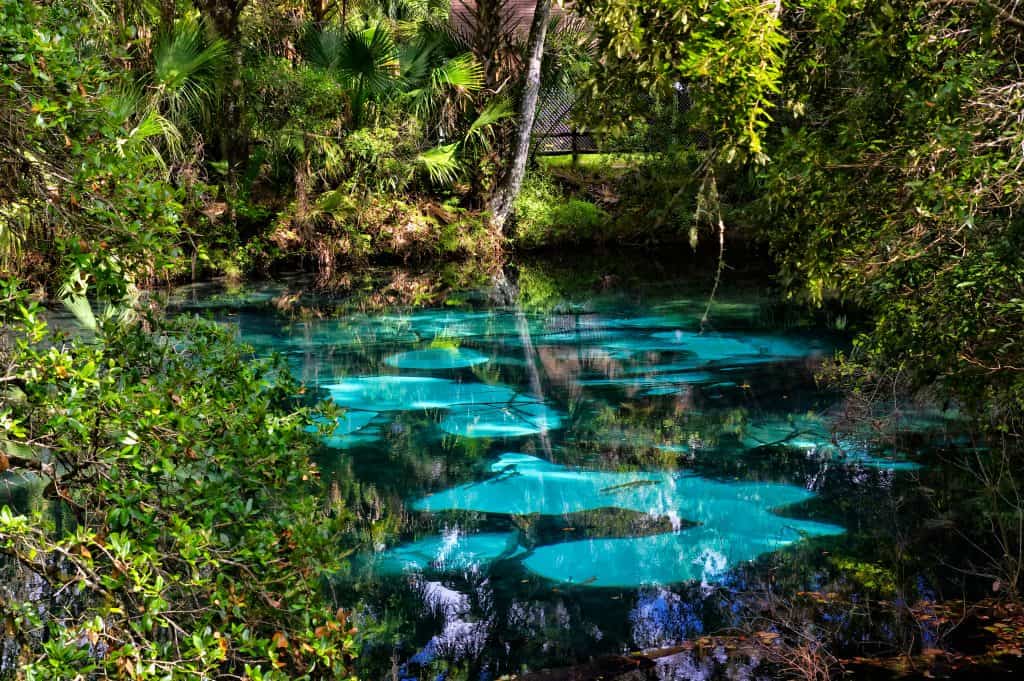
[170,252,1006,680]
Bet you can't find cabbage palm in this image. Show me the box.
[416,99,515,184]
[148,18,228,127]
[302,24,399,127]
[404,49,484,138]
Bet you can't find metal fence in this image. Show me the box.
[529,84,705,159]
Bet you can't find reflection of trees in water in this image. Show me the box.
[0,479,83,677]
[183,264,1019,679]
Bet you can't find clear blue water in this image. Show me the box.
[175,258,975,679]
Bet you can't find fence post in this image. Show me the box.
[571,128,579,166]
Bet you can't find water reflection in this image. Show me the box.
[179,262,971,679]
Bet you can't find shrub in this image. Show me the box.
[0,287,357,680]
[513,172,609,249]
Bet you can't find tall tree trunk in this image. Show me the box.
[487,0,552,233]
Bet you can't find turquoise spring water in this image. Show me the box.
[174,259,973,679]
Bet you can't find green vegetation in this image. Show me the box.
[567,0,1024,431]
[0,285,356,679]
[513,171,609,248]
[751,0,1024,431]
[2,0,1024,677]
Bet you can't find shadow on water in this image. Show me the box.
[163,249,1024,680]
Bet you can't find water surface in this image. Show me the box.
[177,256,975,679]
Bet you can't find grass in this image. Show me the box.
[537,152,652,169]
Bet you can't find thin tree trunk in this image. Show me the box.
[514,308,553,459]
[159,0,176,34]
[488,0,552,233]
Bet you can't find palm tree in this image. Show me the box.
[488,0,552,231]
[149,18,228,128]
[301,24,400,128]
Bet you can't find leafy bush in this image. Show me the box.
[752,0,1024,431]
[513,172,609,249]
[0,287,357,680]
[0,0,187,295]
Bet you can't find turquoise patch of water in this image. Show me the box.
[640,387,686,397]
[414,453,831,520]
[647,331,817,361]
[578,372,716,390]
[323,376,562,439]
[411,453,842,586]
[382,310,527,340]
[743,416,922,470]
[535,329,631,344]
[324,376,517,412]
[385,348,490,370]
[307,411,379,436]
[601,315,695,329]
[523,523,834,588]
[305,411,381,448]
[371,530,524,575]
[624,361,705,375]
[440,398,563,438]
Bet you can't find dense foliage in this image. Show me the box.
[0,0,188,295]
[2,0,1024,676]
[565,0,1024,430]
[0,285,356,679]
[576,0,788,161]
[751,0,1024,429]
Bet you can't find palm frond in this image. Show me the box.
[121,108,183,163]
[301,27,346,71]
[398,39,436,84]
[416,142,461,185]
[313,137,347,182]
[465,98,515,144]
[407,52,483,121]
[302,23,400,126]
[430,53,483,92]
[107,85,146,127]
[58,272,97,333]
[336,25,400,97]
[150,18,227,124]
